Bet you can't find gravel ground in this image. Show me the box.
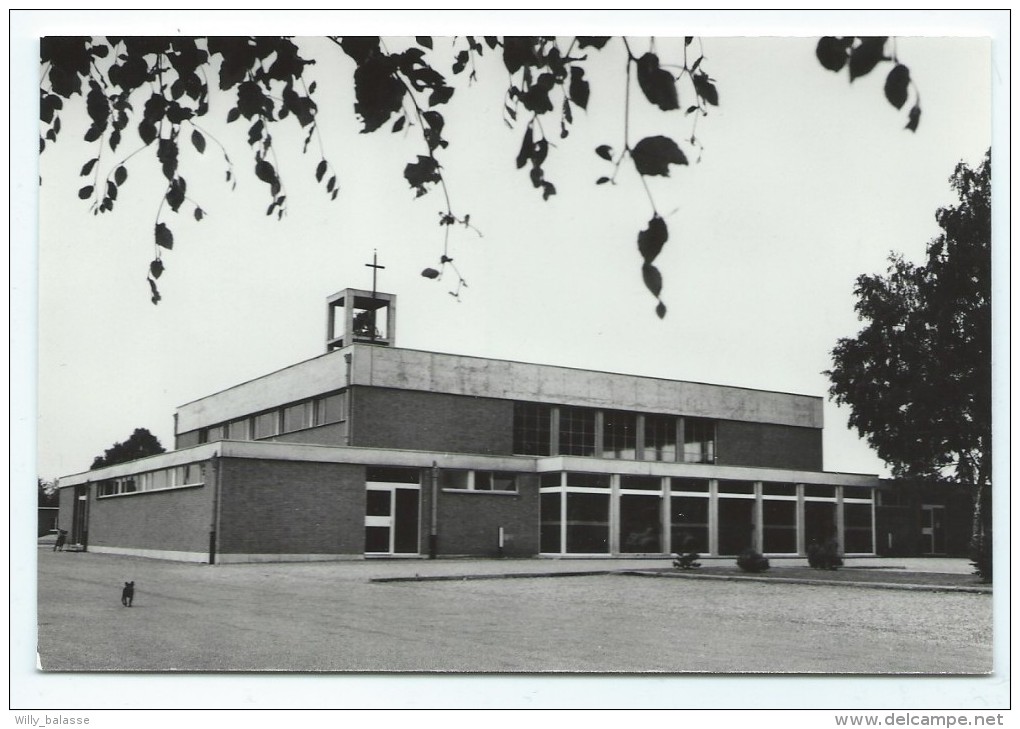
[36,548,992,674]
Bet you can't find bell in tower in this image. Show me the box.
[325,253,396,351]
[326,288,396,351]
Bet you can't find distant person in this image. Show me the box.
[53,530,67,552]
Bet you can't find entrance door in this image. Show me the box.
[365,478,420,555]
[921,505,946,555]
[71,485,89,548]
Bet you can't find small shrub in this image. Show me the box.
[806,539,843,570]
[970,534,992,583]
[736,548,770,573]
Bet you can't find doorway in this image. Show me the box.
[921,504,946,555]
[71,485,89,548]
[365,468,420,555]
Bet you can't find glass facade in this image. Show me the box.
[683,417,716,463]
[513,402,551,456]
[644,414,677,462]
[602,410,636,459]
[559,406,596,456]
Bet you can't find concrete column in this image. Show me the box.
[662,476,672,553]
[635,414,646,461]
[754,481,764,553]
[795,484,806,555]
[550,407,560,456]
[593,410,605,458]
[609,474,620,555]
[708,479,719,557]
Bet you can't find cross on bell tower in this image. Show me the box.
[364,250,385,344]
[324,252,397,352]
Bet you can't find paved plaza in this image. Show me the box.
[36,545,992,673]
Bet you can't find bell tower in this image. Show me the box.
[325,252,396,351]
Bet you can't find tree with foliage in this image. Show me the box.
[826,151,991,579]
[40,35,917,315]
[90,427,166,469]
[38,478,59,508]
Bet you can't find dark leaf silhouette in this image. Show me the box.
[114,165,127,186]
[353,54,405,133]
[595,144,613,161]
[641,262,663,297]
[77,185,93,199]
[577,37,611,50]
[655,301,667,319]
[848,37,887,81]
[631,135,687,177]
[404,155,441,197]
[636,53,679,111]
[884,64,910,109]
[157,138,178,181]
[191,129,206,153]
[637,214,668,264]
[149,258,164,279]
[416,36,433,50]
[569,66,590,109]
[154,222,174,250]
[315,159,327,182]
[692,72,719,106]
[147,276,161,304]
[906,104,921,132]
[421,267,440,279]
[80,158,98,176]
[816,36,851,72]
[166,177,186,212]
[194,207,205,221]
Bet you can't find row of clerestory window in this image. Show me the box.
[199,391,347,444]
[512,402,716,462]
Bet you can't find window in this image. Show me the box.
[253,411,279,439]
[438,470,470,490]
[282,402,311,433]
[671,495,708,554]
[97,464,205,497]
[205,424,225,442]
[602,410,636,459]
[440,470,518,492]
[644,414,677,462]
[620,475,662,491]
[315,392,346,426]
[559,406,596,456]
[671,477,709,493]
[718,480,754,495]
[227,417,250,440]
[762,500,797,553]
[762,482,797,496]
[683,417,716,463]
[474,472,517,492]
[843,503,874,553]
[513,402,551,455]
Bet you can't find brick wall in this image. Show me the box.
[85,474,215,554]
[716,420,823,471]
[218,458,365,556]
[434,474,540,557]
[351,387,514,455]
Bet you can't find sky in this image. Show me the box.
[11,8,1010,714]
[27,22,993,483]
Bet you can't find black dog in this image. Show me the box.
[121,581,134,607]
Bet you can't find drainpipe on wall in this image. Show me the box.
[209,455,221,565]
[429,461,438,559]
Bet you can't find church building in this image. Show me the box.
[55,287,966,563]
